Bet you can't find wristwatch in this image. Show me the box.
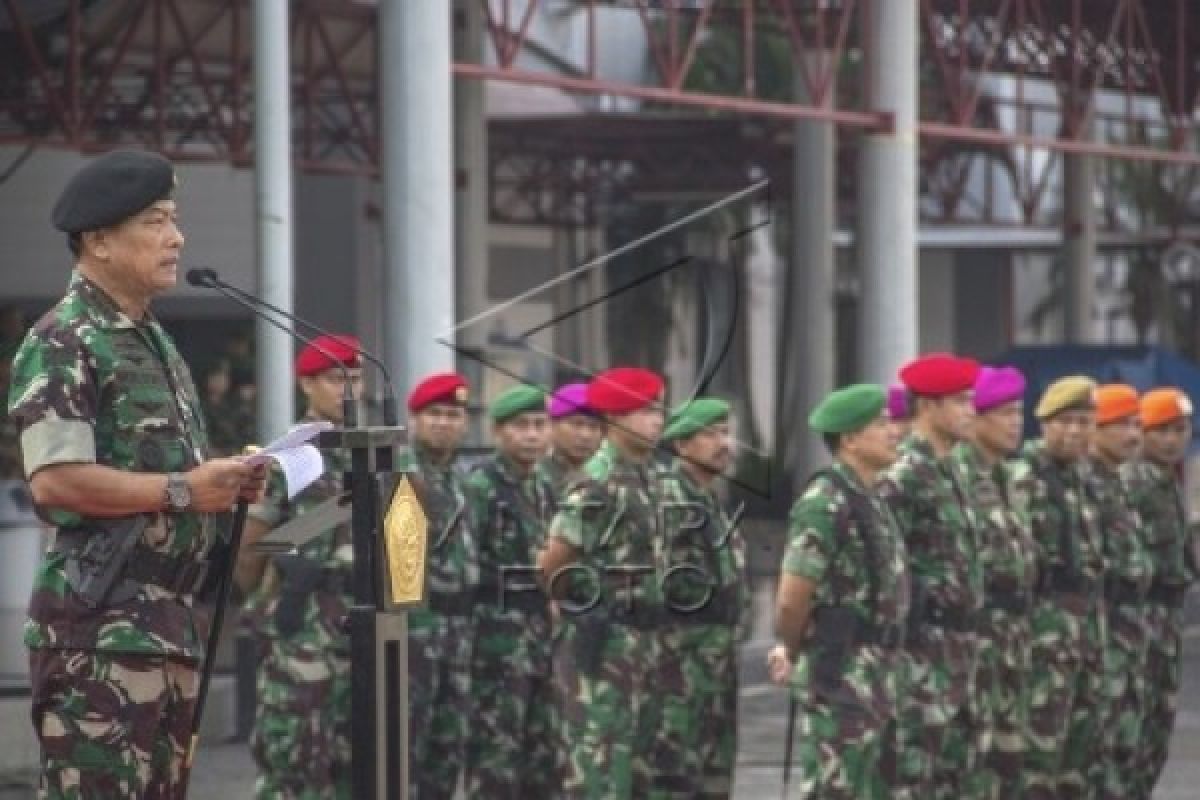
[164,472,192,512]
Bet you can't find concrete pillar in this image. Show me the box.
[252,0,295,440]
[381,2,455,392]
[857,0,919,381]
[1062,153,1096,342]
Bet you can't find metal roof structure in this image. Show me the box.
[2,0,1198,231]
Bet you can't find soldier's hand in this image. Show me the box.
[237,463,268,504]
[766,644,792,687]
[186,458,253,512]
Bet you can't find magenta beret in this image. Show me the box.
[973,366,1026,413]
[548,383,594,419]
[886,384,910,421]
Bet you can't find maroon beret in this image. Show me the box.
[408,372,469,412]
[295,334,361,377]
[587,367,664,415]
[899,353,980,397]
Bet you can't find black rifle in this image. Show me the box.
[782,692,798,799]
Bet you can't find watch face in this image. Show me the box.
[168,477,190,509]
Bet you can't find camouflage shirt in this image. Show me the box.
[1121,459,1197,590]
[659,462,749,635]
[547,439,668,616]
[0,377,23,480]
[783,460,910,718]
[537,451,585,499]
[396,442,479,601]
[466,452,555,613]
[243,413,351,655]
[1009,440,1105,589]
[1085,458,1153,650]
[949,442,1038,613]
[8,271,211,657]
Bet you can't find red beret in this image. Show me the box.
[408,372,469,412]
[295,334,361,377]
[587,367,665,415]
[899,353,980,397]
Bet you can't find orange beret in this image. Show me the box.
[899,353,980,397]
[408,372,468,412]
[295,334,361,377]
[1094,384,1140,425]
[1140,388,1193,429]
[587,367,664,415]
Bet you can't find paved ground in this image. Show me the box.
[4,627,1198,798]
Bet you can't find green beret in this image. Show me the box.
[1034,375,1097,421]
[52,150,177,234]
[489,384,547,423]
[662,397,731,442]
[808,384,886,434]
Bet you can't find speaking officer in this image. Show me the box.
[8,150,264,797]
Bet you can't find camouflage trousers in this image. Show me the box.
[967,611,1032,800]
[249,643,351,799]
[883,637,978,800]
[654,626,738,799]
[557,621,661,799]
[1090,607,1149,800]
[1133,601,1185,798]
[789,692,893,800]
[408,607,473,800]
[464,609,560,798]
[28,647,197,799]
[1023,599,1104,800]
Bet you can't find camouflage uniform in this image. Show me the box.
[463,453,559,798]
[1008,440,1106,800]
[547,439,669,799]
[654,462,748,799]
[0,373,24,480]
[876,434,983,799]
[9,272,212,798]
[949,442,1037,800]
[241,413,352,799]
[538,450,586,497]
[1122,459,1198,797]
[1085,459,1153,800]
[397,442,478,799]
[782,462,910,800]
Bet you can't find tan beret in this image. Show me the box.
[1035,375,1097,421]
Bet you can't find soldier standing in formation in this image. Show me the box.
[464,384,560,797]
[539,381,605,495]
[8,150,265,796]
[656,397,747,798]
[886,382,913,440]
[769,384,910,799]
[236,334,364,799]
[401,372,478,799]
[950,366,1037,800]
[539,367,668,799]
[1123,388,1199,796]
[1009,376,1106,799]
[876,353,982,799]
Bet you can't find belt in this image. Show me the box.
[1146,581,1188,607]
[123,549,209,595]
[985,588,1032,614]
[1105,577,1148,607]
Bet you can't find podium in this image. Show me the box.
[255,424,425,800]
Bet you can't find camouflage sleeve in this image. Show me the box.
[248,463,290,527]
[7,324,99,477]
[463,468,492,536]
[548,480,604,552]
[875,459,914,531]
[781,484,834,583]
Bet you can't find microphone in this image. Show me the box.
[187,267,399,426]
[187,268,360,428]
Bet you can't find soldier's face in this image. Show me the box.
[933,391,976,442]
[848,412,898,470]
[494,412,551,468]
[675,421,734,476]
[411,404,468,454]
[974,400,1024,456]
[552,414,605,464]
[1043,409,1094,461]
[90,200,184,298]
[1093,415,1142,464]
[300,367,364,424]
[607,404,666,456]
[1143,417,1192,466]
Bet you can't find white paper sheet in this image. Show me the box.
[240,420,332,497]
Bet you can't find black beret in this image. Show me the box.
[52,149,177,234]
